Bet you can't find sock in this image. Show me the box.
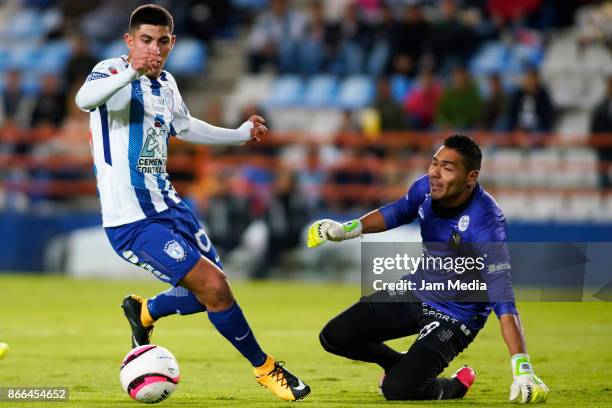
[429,378,468,399]
[207,302,267,367]
[147,287,206,320]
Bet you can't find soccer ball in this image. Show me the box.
[120,345,180,404]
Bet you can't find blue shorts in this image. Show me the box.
[105,202,222,286]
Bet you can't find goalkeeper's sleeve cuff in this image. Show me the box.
[511,353,534,378]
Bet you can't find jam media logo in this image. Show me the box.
[164,240,186,262]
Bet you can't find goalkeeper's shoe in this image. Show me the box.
[254,356,310,401]
[121,295,154,348]
[452,365,476,396]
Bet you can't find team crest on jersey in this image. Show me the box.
[164,240,186,261]
[138,127,168,174]
[418,206,424,220]
[458,215,470,232]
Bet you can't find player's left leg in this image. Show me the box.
[380,311,478,401]
[121,287,206,346]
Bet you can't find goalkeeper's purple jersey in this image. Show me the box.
[379,175,517,330]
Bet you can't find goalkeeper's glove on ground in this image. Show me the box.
[307,219,362,248]
[509,353,549,404]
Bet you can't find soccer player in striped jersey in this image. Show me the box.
[308,135,549,404]
[75,4,309,401]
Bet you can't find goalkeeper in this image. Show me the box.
[309,135,549,403]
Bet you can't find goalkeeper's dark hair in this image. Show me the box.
[129,4,174,33]
[443,134,482,172]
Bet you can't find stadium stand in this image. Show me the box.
[0,0,611,276]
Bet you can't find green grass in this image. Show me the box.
[0,275,611,407]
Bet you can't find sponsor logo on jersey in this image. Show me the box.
[164,240,186,261]
[86,71,109,81]
[138,127,168,174]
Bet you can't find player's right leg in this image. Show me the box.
[106,218,209,348]
[179,257,310,401]
[319,291,422,371]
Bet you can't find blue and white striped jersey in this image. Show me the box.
[83,56,191,227]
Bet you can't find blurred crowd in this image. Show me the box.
[247,0,575,76]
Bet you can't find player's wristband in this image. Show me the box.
[341,220,362,240]
[511,353,534,378]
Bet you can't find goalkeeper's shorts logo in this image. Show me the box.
[164,240,186,262]
[417,321,440,340]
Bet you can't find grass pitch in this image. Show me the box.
[0,275,611,407]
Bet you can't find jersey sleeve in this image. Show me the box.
[472,218,518,318]
[379,175,429,229]
[85,59,124,82]
[75,58,138,112]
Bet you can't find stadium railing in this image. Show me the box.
[0,129,611,210]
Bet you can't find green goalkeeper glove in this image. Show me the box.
[307,219,362,248]
[509,353,549,404]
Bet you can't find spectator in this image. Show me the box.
[0,70,35,129]
[373,77,407,131]
[64,35,97,87]
[487,0,542,26]
[330,2,370,75]
[364,2,393,76]
[246,0,307,73]
[404,69,443,130]
[299,0,333,75]
[30,74,67,128]
[80,0,133,44]
[508,69,554,132]
[436,65,483,130]
[591,75,612,187]
[249,169,309,279]
[204,168,253,255]
[481,73,508,130]
[390,4,430,77]
[184,0,233,47]
[429,0,475,71]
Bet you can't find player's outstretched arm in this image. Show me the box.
[500,314,550,404]
[75,65,139,111]
[307,209,386,248]
[176,115,267,146]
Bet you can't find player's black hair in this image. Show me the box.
[443,134,482,172]
[129,4,174,33]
